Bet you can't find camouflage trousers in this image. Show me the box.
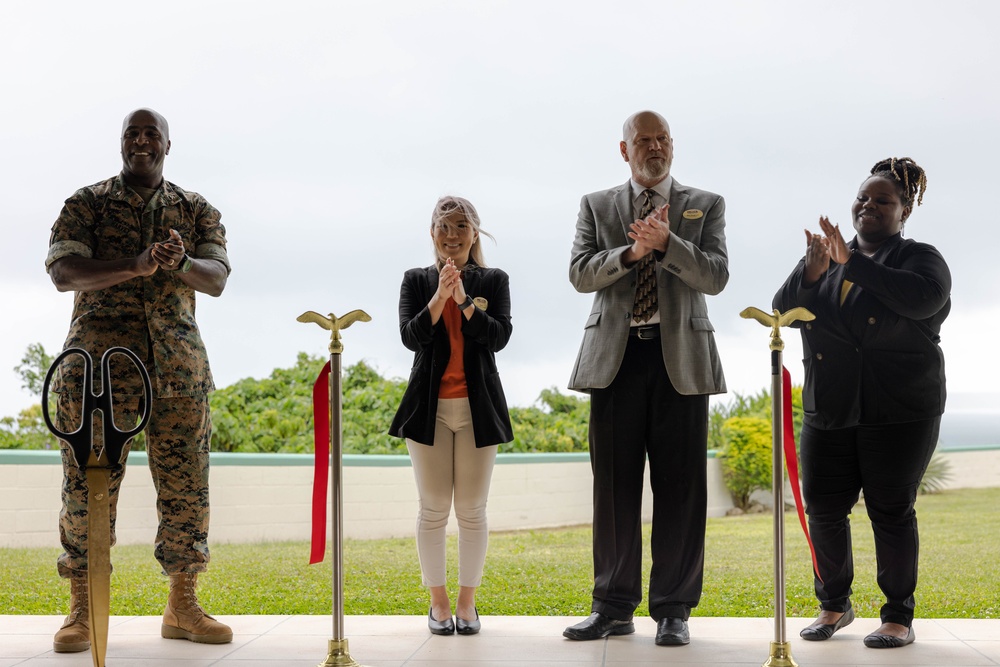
[56,393,212,578]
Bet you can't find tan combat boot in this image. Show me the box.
[53,576,90,653]
[161,572,233,644]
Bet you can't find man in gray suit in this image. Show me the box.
[563,110,728,646]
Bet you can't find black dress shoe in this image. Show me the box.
[563,612,635,641]
[864,625,915,648]
[655,617,690,646]
[428,607,455,635]
[799,606,854,641]
[456,607,481,635]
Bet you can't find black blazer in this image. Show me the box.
[773,233,951,430]
[389,264,514,447]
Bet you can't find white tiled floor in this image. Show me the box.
[2,614,998,666]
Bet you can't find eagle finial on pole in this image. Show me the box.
[739,307,815,351]
[297,310,372,355]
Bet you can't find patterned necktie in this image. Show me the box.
[632,189,658,323]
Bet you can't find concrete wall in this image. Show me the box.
[1,451,733,548]
[1,447,995,549]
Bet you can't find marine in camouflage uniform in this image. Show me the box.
[45,108,233,652]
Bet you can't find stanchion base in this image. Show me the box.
[317,638,369,667]
[762,640,798,667]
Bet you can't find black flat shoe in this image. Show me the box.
[864,625,915,648]
[456,607,481,635]
[563,612,635,641]
[428,607,455,635]
[655,617,690,646]
[800,606,854,641]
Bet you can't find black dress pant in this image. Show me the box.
[800,417,940,626]
[588,335,709,621]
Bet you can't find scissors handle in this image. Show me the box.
[42,348,95,467]
[100,347,153,465]
[41,346,153,469]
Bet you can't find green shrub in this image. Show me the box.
[709,385,803,453]
[210,354,410,454]
[720,416,773,509]
[505,387,590,453]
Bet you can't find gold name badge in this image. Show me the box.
[682,209,704,220]
[473,297,488,311]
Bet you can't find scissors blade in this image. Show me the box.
[86,454,112,667]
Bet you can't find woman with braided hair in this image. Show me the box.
[773,157,951,649]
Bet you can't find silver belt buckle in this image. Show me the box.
[636,326,656,340]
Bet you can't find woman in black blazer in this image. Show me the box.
[389,196,513,636]
[774,158,950,649]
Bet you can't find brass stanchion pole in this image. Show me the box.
[298,310,372,667]
[740,307,814,667]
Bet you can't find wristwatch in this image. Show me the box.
[177,254,193,274]
[459,295,475,310]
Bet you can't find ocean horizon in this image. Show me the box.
[938,392,1000,450]
[939,411,1000,450]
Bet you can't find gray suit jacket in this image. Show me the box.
[568,178,728,395]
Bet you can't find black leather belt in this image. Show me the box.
[629,325,659,340]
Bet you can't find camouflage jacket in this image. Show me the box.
[45,173,231,397]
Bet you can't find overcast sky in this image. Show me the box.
[2,0,998,420]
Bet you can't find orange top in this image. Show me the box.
[438,299,468,399]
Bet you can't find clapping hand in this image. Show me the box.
[437,258,465,302]
[803,219,831,286]
[150,228,186,271]
[628,203,671,256]
[803,216,852,286]
[818,216,851,265]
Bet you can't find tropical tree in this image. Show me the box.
[14,342,54,397]
[2,344,58,449]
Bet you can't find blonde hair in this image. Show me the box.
[430,195,495,268]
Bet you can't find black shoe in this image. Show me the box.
[563,612,635,641]
[864,625,915,648]
[456,607,481,635]
[428,607,454,636]
[655,617,690,646]
[799,606,855,641]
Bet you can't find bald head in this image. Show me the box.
[620,110,673,187]
[623,111,669,142]
[123,108,169,139]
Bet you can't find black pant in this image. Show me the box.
[800,417,940,626]
[588,335,709,621]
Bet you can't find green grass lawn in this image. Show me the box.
[3,487,997,619]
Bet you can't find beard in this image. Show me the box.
[635,155,671,182]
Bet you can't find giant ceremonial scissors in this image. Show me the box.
[42,347,152,667]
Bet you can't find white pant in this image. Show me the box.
[406,398,497,588]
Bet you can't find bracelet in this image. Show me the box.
[459,295,474,310]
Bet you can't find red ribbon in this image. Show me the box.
[782,366,822,583]
[309,361,331,565]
